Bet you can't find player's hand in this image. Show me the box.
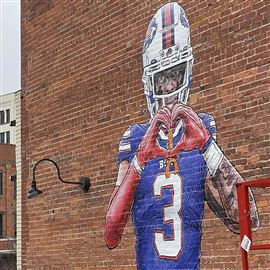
[137,107,171,168]
[169,104,210,156]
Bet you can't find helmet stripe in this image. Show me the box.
[161,5,166,49]
[162,3,175,49]
[170,3,175,46]
[165,4,172,49]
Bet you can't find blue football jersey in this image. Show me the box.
[117,114,216,270]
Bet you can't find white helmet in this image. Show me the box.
[142,2,194,117]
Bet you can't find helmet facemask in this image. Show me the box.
[153,62,188,110]
[143,53,193,117]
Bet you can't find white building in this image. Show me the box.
[0,90,22,270]
[0,92,20,145]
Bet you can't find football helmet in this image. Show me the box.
[142,2,194,117]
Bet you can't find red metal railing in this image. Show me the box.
[236,178,270,270]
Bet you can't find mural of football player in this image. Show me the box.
[105,2,259,270]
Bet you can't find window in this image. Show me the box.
[0,109,11,124]
[0,172,2,195]
[14,177,17,199]
[0,111,4,124]
[0,133,4,143]
[0,132,11,144]
[13,212,16,238]
[6,109,10,123]
[6,131,10,144]
[0,213,3,238]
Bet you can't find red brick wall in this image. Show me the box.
[0,144,16,241]
[21,1,269,269]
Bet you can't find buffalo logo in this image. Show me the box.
[143,18,158,52]
[180,9,189,28]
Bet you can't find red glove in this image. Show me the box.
[169,104,210,157]
[137,107,172,168]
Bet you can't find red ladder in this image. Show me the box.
[237,178,270,270]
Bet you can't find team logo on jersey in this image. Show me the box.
[143,18,158,52]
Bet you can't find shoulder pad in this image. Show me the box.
[198,113,217,141]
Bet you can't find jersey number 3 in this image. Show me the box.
[153,173,182,259]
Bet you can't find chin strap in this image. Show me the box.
[165,128,179,178]
[159,120,183,140]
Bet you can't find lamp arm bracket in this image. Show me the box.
[33,158,85,186]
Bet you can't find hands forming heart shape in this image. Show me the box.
[137,103,210,168]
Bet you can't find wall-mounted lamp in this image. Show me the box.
[10,120,16,127]
[28,158,90,199]
[10,175,17,181]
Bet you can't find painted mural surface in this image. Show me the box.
[106,3,259,269]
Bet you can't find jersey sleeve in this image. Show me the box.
[117,126,134,165]
[198,113,217,142]
[117,123,148,165]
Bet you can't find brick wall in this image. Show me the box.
[0,144,16,241]
[21,1,269,269]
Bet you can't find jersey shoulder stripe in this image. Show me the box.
[122,128,131,139]
[117,123,149,165]
[118,142,131,152]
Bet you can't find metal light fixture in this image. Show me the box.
[28,158,90,199]
[10,120,16,127]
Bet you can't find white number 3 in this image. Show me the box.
[153,173,182,259]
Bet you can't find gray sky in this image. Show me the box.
[0,0,21,95]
